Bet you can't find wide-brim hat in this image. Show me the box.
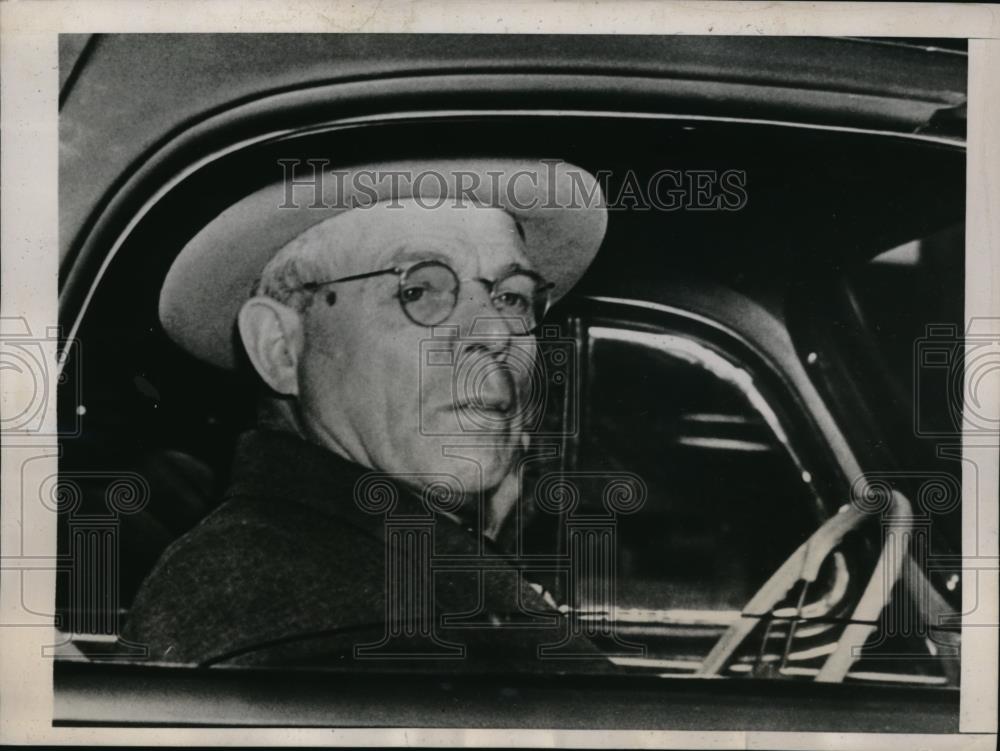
[159,158,607,370]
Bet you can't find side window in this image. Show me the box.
[576,323,822,616]
[843,223,964,552]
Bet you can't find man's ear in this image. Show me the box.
[237,297,304,396]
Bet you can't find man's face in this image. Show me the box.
[295,201,538,504]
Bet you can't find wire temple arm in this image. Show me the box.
[302,267,401,290]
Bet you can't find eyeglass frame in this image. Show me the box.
[300,259,555,333]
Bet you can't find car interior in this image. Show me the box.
[56,114,965,683]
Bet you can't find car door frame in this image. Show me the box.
[544,291,959,685]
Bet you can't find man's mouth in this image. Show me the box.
[447,358,520,423]
[451,396,514,419]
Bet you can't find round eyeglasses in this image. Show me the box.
[301,259,554,333]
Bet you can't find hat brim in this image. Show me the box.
[159,158,607,369]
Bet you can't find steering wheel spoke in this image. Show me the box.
[698,490,916,682]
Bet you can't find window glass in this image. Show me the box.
[574,325,823,616]
[852,223,964,434]
[845,223,964,550]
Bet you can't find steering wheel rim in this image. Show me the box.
[697,491,912,681]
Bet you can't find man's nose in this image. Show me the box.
[451,284,516,358]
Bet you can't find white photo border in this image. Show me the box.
[1,1,997,747]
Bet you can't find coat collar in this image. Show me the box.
[223,429,563,622]
[225,428,480,541]
[228,428,378,511]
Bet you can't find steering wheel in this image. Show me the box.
[697,490,913,681]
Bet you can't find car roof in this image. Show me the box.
[60,35,966,268]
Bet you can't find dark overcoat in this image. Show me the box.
[122,429,603,668]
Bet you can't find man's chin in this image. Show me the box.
[422,443,517,494]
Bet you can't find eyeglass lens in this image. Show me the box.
[399,262,459,326]
[399,261,548,330]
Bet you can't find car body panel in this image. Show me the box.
[60,34,965,267]
[53,661,959,731]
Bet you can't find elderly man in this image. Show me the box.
[122,159,607,667]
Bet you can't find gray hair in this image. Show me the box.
[249,221,342,313]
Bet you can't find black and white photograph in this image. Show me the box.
[1,1,998,747]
